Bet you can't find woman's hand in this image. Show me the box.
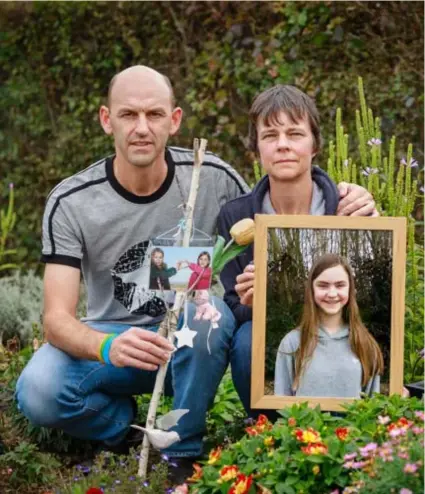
[235,263,255,307]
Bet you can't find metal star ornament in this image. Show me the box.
[174,325,197,348]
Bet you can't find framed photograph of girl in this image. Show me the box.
[251,214,407,411]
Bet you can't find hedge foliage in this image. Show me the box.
[0,1,423,267]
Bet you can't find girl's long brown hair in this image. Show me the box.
[293,253,384,391]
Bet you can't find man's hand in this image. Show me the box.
[109,327,174,371]
[337,182,379,217]
[235,263,255,307]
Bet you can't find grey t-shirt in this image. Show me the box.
[274,327,380,398]
[262,181,326,215]
[41,146,250,325]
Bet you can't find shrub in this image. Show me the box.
[189,395,424,493]
[0,270,43,345]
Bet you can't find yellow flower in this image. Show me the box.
[312,465,320,475]
[264,436,275,448]
[218,465,239,482]
[207,446,222,465]
[230,218,255,246]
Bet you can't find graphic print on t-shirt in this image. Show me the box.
[111,240,167,318]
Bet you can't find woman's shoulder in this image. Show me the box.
[277,329,301,353]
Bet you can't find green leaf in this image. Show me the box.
[212,235,226,270]
[212,243,250,276]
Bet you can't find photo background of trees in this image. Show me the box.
[265,227,392,392]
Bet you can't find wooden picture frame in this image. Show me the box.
[252,215,407,411]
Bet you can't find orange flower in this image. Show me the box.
[255,414,272,433]
[264,436,275,448]
[388,417,412,432]
[208,447,222,465]
[246,426,259,436]
[187,463,203,483]
[218,465,239,483]
[288,417,297,427]
[335,427,349,441]
[301,442,328,456]
[295,427,321,443]
[229,473,254,494]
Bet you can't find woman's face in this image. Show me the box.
[313,265,350,317]
[198,254,210,268]
[152,251,164,267]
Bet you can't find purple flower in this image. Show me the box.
[404,463,418,474]
[143,481,150,487]
[401,157,419,168]
[359,442,377,456]
[362,167,378,176]
[8,183,14,189]
[351,460,368,469]
[344,452,357,461]
[368,138,382,146]
[400,489,413,494]
[129,475,135,481]
[161,454,169,462]
[414,410,424,420]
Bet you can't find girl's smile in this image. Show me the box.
[313,264,349,317]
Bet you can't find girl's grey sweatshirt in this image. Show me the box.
[274,327,380,398]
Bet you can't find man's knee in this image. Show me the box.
[16,364,63,428]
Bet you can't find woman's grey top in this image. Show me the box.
[274,327,380,398]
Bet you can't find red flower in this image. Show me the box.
[301,442,328,456]
[294,427,321,443]
[335,427,349,441]
[187,463,203,482]
[229,473,253,494]
[208,446,222,465]
[288,417,297,427]
[245,426,259,436]
[86,489,103,494]
[218,465,239,482]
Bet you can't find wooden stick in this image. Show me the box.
[138,138,208,478]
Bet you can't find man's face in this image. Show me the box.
[257,111,316,182]
[100,74,182,169]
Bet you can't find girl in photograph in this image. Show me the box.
[149,247,177,290]
[274,253,384,398]
[178,251,212,291]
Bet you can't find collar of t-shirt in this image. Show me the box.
[261,181,325,215]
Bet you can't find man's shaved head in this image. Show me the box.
[107,65,176,108]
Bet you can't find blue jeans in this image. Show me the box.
[230,320,278,421]
[15,297,235,457]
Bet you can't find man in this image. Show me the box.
[15,66,248,481]
[217,84,378,416]
[16,68,373,481]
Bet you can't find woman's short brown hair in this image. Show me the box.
[248,84,322,154]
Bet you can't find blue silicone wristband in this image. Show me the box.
[101,334,118,365]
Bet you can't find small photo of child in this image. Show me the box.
[177,251,212,291]
[149,247,177,290]
[148,246,214,292]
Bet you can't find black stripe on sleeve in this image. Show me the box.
[41,254,81,269]
[48,178,108,255]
